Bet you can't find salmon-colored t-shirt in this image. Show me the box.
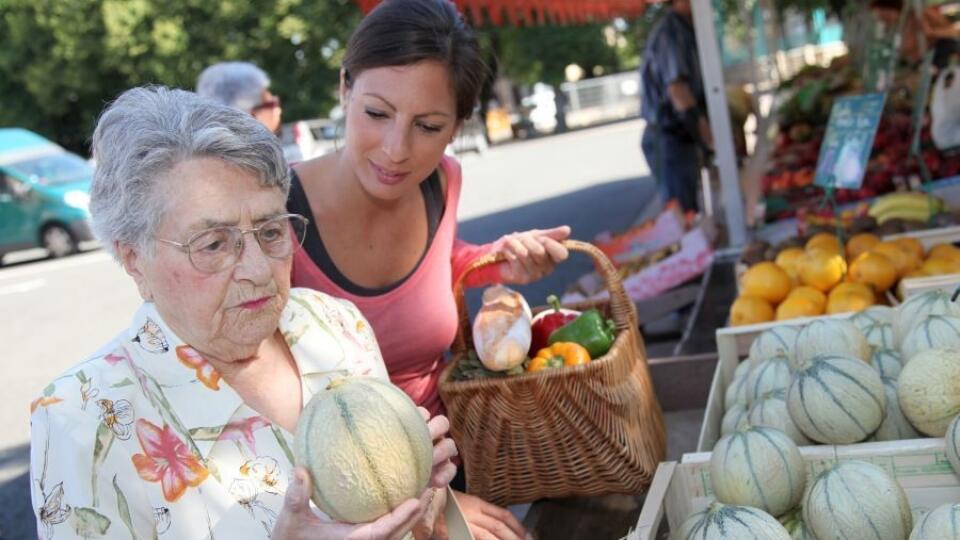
[290,156,500,415]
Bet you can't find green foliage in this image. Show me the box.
[486,22,626,87]
[0,0,361,153]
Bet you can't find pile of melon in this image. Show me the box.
[729,232,960,326]
[689,290,960,539]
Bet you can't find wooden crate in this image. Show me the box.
[625,438,959,540]
[696,313,855,452]
[884,225,960,251]
[898,273,960,299]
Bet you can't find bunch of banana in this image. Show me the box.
[868,191,945,223]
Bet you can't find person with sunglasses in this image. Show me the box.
[29,86,457,540]
[197,61,284,136]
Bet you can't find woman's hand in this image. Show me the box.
[452,491,531,540]
[420,408,459,488]
[272,467,423,540]
[494,226,570,285]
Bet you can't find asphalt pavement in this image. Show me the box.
[0,118,655,539]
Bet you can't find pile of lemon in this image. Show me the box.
[730,232,960,326]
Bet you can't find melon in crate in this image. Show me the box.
[872,377,922,442]
[672,502,791,540]
[898,348,960,437]
[861,321,896,350]
[900,315,960,362]
[793,319,870,371]
[910,503,960,540]
[709,426,806,517]
[946,414,960,476]
[724,368,751,409]
[872,348,904,380]
[293,376,432,523]
[852,305,896,327]
[748,325,800,366]
[745,355,792,405]
[746,388,811,445]
[786,353,885,444]
[803,460,912,540]
[893,290,960,347]
[721,402,749,436]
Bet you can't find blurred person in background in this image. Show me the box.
[197,61,284,136]
[640,0,713,214]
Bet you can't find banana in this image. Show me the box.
[869,192,943,218]
[876,207,936,223]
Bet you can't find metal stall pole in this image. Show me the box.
[691,0,748,247]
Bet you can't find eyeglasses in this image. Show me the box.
[156,214,309,274]
[251,97,281,112]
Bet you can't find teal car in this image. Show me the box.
[0,128,95,262]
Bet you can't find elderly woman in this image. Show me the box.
[197,61,284,136]
[29,86,456,540]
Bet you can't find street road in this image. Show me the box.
[0,118,653,538]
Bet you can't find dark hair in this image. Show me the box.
[870,0,902,9]
[343,0,487,121]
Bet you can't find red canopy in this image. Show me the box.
[354,0,651,25]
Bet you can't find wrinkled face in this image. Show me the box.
[341,61,460,201]
[125,157,291,361]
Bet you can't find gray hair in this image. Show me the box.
[89,85,289,258]
[196,62,270,112]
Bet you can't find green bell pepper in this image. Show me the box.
[547,309,616,358]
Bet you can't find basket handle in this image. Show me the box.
[451,239,636,355]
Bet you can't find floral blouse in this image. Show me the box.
[30,288,389,539]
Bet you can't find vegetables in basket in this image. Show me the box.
[472,285,532,371]
[548,309,616,358]
[528,342,590,372]
[529,295,580,355]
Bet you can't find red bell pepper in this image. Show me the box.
[528,295,580,355]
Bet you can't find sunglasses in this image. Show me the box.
[252,97,281,112]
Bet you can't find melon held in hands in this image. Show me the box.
[294,377,433,523]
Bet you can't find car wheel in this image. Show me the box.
[42,224,78,258]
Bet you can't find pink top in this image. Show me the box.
[291,156,501,415]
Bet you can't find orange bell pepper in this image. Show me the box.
[527,342,591,372]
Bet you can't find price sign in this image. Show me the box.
[814,93,887,190]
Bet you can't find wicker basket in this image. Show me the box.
[438,240,666,506]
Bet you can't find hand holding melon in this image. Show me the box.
[292,377,454,526]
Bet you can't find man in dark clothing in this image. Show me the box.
[640,0,713,213]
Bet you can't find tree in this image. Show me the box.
[0,0,362,153]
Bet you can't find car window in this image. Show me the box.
[7,152,93,185]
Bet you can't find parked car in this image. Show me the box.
[0,128,95,262]
[281,118,340,164]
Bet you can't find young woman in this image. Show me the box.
[287,1,569,537]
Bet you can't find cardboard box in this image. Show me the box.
[625,438,960,540]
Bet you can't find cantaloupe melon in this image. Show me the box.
[672,502,791,539]
[862,321,896,350]
[893,290,960,347]
[898,348,960,437]
[748,325,800,366]
[793,319,870,371]
[945,414,960,476]
[721,402,749,436]
[852,305,896,327]
[900,315,960,362]
[709,426,806,517]
[724,370,751,409]
[786,353,885,444]
[872,377,922,442]
[293,377,432,523]
[909,503,960,539]
[745,355,792,405]
[746,389,811,445]
[803,460,912,540]
[872,348,904,380]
